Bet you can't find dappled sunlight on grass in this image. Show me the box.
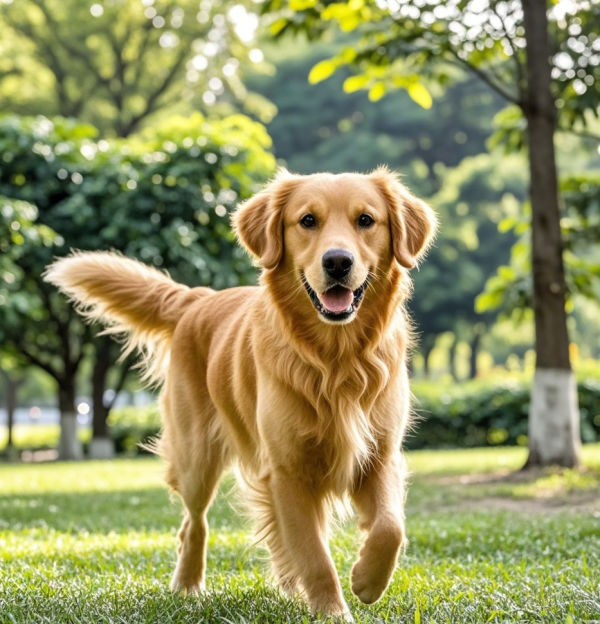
[407,445,528,475]
[510,468,600,499]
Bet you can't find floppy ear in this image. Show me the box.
[370,167,438,269]
[231,169,300,270]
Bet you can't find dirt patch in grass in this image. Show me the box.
[462,492,600,515]
[425,467,600,515]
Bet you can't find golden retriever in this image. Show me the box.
[45,167,437,620]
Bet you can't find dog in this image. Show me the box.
[45,167,437,620]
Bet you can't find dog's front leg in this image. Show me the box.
[350,451,407,604]
[270,467,352,620]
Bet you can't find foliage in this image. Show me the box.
[409,377,600,450]
[476,172,600,317]
[249,41,506,196]
[0,424,90,453]
[0,196,56,276]
[108,403,161,454]
[0,114,275,437]
[2,451,600,622]
[0,0,273,136]
[264,0,600,134]
[409,152,525,353]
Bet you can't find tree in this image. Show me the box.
[0,195,57,459]
[410,152,526,378]
[477,172,600,329]
[0,114,275,459]
[264,0,600,467]
[0,0,274,136]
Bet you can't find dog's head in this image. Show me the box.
[232,167,437,325]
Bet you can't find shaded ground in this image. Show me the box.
[1,445,600,623]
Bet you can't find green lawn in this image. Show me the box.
[1,446,600,623]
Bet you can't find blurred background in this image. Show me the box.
[0,0,599,465]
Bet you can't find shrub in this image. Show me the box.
[107,404,161,454]
[406,378,600,450]
[105,378,600,454]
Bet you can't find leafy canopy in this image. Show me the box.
[0,113,275,387]
[264,0,600,133]
[0,0,274,136]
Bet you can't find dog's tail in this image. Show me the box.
[44,251,211,385]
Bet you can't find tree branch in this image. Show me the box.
[13,337,61,382]
[31,0,113,94]
[446,48,521,105]
[559,127,600,142]
[130,20,155,92]
[120,45,189,136]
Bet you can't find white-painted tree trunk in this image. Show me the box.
[527,368,580,468]
[58,413,84,461]
[89,437,115,460]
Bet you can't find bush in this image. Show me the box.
[107,404,161,454]
[406,378,600,450]
[105,378,600,454]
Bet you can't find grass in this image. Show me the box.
[1,445,600,623]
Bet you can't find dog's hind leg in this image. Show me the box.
[165,410,229,595]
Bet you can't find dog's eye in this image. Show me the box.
[300,214,317,229]
[358,214,375,228]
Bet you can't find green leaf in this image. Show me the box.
[269,18,289,36]
[475,290,503,313]
[368,82,386,101]
[308,60,337,84]
[343,74,369,93]
[498,217,517,233]
[289,0,316,10]
[408,84,433,109]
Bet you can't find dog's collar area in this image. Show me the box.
[301,273,367,322]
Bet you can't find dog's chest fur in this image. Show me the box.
[272,330,404,493]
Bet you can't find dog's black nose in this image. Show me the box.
[322,248,354,280]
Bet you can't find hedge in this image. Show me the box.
[406,378,600,449]
[107,378,600,453]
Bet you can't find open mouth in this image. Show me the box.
[301,274,367,322]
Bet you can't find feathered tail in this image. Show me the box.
[44,251,212,385]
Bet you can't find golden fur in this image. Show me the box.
[44,167,437,620]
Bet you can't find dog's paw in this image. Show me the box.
[170,574,205,595]
[351,521,404,604]
[350,556,391,605]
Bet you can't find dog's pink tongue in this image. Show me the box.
[320,287,353,313]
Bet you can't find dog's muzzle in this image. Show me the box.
[301,273,368,322]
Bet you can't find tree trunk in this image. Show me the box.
[58,382,83,461]
[469,330,482,380]
[1,369,22,461]
[6,377,17,451]
[448,335,458,382]
[421,336,435,378]
[90,341,115,459]
[522,0,581,468]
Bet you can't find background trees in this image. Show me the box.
[0,114,275,458]
[0,0,274,136]
[262,0,600,467]
[0,1,599,462]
